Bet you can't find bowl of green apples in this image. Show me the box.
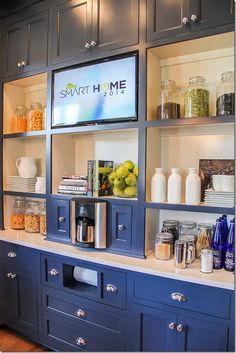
[109,160,138,198]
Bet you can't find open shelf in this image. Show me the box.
[3,73,47,135]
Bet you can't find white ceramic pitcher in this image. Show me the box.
[16,156,37,178]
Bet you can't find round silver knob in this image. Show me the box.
[191,14,198,22]
[11,273,16,279]
[171,292,187,302]
[7,251,17,258]
[118,224,126,231]
[84,42,91,48]
[182,17,189,25]
[7,272,12,278]
[168,322,176,330]
[58,216,65,223]
[76,337,87,346]
[176,324,184,332]
[21,60,27,67]
[90,40,97,47]
[17,62,22,68]
[75,309,87,318]
[48,269,59,276]
[105,283,118,293]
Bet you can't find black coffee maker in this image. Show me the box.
[70,198,106,248]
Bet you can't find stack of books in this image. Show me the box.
[87,160,114,197]
[57,175,88,195]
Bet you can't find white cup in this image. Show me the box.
[212,175,224,191]
[222,175,234,192]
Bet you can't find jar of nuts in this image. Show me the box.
[40,201,47,236]
[25,200,40,233]
[28,102,43,131]
[11,197,25,230]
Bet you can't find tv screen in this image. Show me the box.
[52,53,138,127]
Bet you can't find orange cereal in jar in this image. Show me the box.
[28,102,43,131]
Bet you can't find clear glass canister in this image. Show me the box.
[28,102,43,131]
[161,220,179,244]
[11,197,25,230]
[184,76,209,118]
[196,223,214,258]
[40,201,47,236]
[155,232,173,260]
[14,105,27,133]
[216,71,235,116]
[179,221,197,241]
[157,80,181,120]
[25,200,40,233]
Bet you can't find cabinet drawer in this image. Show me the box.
[101,269,127,309]
[0,241,38,269]
[42,287,125,332]
[134,274,231,319]
[42,255,63,288]
[42,313,127,352]
[46,198,70,243]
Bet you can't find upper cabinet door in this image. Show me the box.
[3,11,48,78]
[190,0,234,31]
[147,0,190,41]
[52,0,92,64]
[91,0,139,51]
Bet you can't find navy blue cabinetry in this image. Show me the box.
[46,198,71,243]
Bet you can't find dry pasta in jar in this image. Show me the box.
[28,102,43,131]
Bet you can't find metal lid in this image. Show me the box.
[156,232,173,241]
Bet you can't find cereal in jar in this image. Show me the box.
[28,102,43,131]
[25,200,40,233]
[40,201,47,236]
[11,197,25,230]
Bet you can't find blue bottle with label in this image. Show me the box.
[224,219,235,272]
[211,218,226,269]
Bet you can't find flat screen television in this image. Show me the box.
[51,52,138,128]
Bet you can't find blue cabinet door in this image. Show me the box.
[46,198,71,243]
[111,204,132,250]
[176,315,228,352]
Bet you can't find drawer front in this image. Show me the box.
[42,255,63,288]
[0,241,38,269]
[101,270,127,309]
[43,313,127,352]
[42,286,124,332]
[111,205,132,250]
[134,274,231,319]
[47,199,70,243]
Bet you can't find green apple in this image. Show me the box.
[116,165,129,178]
[114,177,125,189]
[124,185,137,197]
[108,171,117,184]
[113,186,124,196]
[133,166,138,177]
[123,160,135,172]
[125,173,137,186]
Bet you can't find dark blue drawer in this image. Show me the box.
[42,313,127,352]
[101,269,127,309]
[0,241,39,269]
[134,274,231,319]
[111,205,132,250]
[46,198,70,243]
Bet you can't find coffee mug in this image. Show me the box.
[222,175,234,192]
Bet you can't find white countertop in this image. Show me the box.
[0,229,234,290]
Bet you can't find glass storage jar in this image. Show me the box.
[155,232,173,260]
[184,76,209,118]
[157,80,181,120]
[14,105,27,133]
[196,223,214,258]
[216,71,234,116]
[11,197,25,230]
[179,221,197,241]
[25,200,40,233]
[28,102,43,131]
[40,201,47,236]
[161,220,179,244]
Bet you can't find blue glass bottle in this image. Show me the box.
[211,218,226,269]
[224,219,235,272]
[221,215,229,243]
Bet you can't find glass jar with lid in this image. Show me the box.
[14,105,27,133]
[25,200,40,233]
[157,80,180,120]
[216,71,234,116]
[155,232,173,260]
[184,76,209,118]
[196,223,214,258]
[11,197,25,230]
[179,221,197,241]
[161,220,179,244]
[40,201,47,236]
[28,102,43,131]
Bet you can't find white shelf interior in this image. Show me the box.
[3,136,46,191]
[147,31,234,120]
[52,129,138,194]
[3,73,47,134]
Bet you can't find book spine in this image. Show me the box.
[58,185,88,191]
[62,175,88,180]
[92,160,99,197]
[87,160,95,197]
[57,190,87,195]
[60,180,88,186]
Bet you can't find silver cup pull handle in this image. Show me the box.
[171,292,187,302]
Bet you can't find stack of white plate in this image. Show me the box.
[7,176,37,192]
[204,189,234,207]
